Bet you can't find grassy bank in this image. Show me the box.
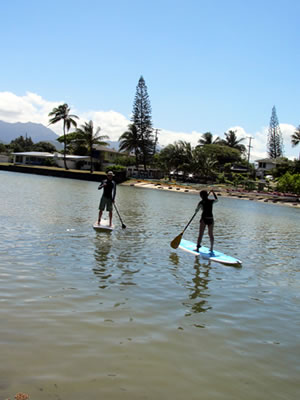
[0,163,126,183]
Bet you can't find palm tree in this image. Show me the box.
[221,130,246,153]
[176,140,193,177]
[119,124,140,169]
[73,120,109,173]
[48,103,78,169]
[291,126,300,159]
[157,141,193,178]
[198,132,220,146]
[192,147,218,180]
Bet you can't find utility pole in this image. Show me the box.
[153,128,161,155]
[247,136,253,179]
[247,136,253,164]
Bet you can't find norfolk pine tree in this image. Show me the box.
[267,106,284,159]
[132,76,154,170]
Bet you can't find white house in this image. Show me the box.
[12,152,92,170]
[0,153,10,163]
[255,158,284,178]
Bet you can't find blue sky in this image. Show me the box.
[0,0,299,160]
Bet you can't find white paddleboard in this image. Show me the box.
[179,238,242,266]
[93,220,114,232]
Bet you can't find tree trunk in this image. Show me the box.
[90,150,93,173]
[63,123,68,170]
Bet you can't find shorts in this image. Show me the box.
[99,196,113,212]
[201,217,214,226]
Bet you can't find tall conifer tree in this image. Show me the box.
[267,106,284,159]
[132,76,153,170]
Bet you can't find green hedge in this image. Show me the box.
[276,172,300,194]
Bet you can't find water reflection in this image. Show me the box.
[93,231,140,289]
[169,252,212,316]
[169,252,180,266]
[93,234,113,288]
[188,257,212,314]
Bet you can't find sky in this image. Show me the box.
[0,0,299,161]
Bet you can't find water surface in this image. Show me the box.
[0,171,299,400]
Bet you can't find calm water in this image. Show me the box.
[1,171,300,400]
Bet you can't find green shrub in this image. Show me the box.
[216,173,226,183]
[276,172,300,194]
[105,165,126,173]
[43,158,55,166]
[75,160,85,170]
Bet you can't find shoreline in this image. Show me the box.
[121,179,300,209]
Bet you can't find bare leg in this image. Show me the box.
[207,223,214,252]
[98,210,103,225]
[109,211,113,227]
[195,220,206,251]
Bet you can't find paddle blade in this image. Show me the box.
[122,223,126,229]
[170,232,183,249]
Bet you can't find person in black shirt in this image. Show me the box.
[194,189,218,253]
[97,171,116,227]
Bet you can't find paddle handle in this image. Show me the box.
[113,203,126,228]
[182,210,198,234]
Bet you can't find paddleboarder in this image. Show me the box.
[194,189,218,253]
[97,171,116,227]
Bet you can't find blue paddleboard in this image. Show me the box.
[179,239,242,266]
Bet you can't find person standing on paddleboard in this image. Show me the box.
[194,189,218,253]
[97,171,116,227]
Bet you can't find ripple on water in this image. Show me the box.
[1,173,300,400]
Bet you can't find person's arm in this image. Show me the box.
[112,181,116,202]
[210,190,218,202]
[98,180,107,190]
[195,201,203,213]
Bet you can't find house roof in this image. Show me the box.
[12,151,53,157]
[255,158,285,163]
[12,152,90,160]
[95,145,119,153]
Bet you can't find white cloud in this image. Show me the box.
[226,124,299,161]
[158,129,202,148]
[0,91,61,128]
[80,110,130,141]
[227,125,267,161]
[0,91,298,160]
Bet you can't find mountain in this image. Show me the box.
[0,120,122,151]
[0,120,60,144]
[0,120,123,149]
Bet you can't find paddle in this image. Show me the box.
[170,210,198,249]
[113,203,126,229]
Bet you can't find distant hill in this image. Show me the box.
[0,120,59,144]
[0,120,120,151]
